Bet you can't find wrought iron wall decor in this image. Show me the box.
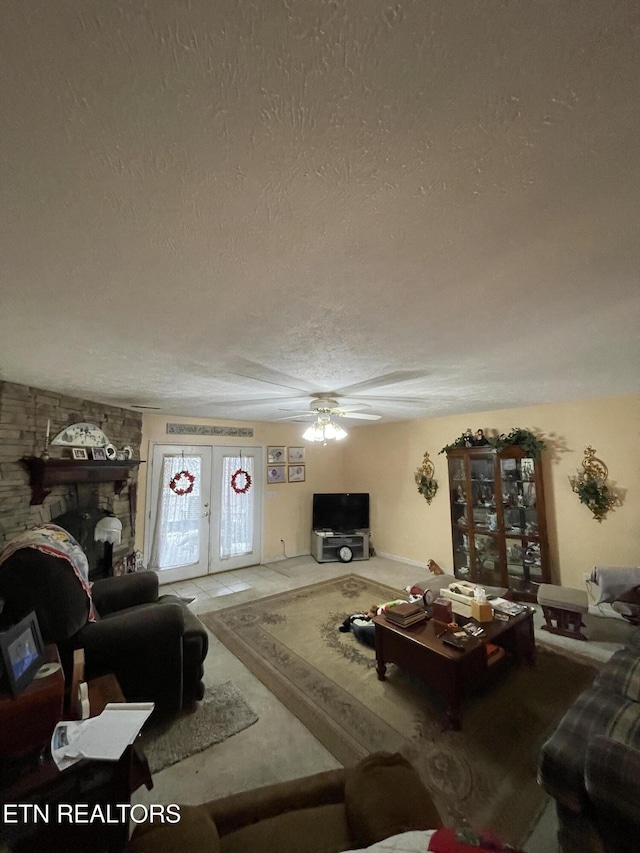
[569,446,621,523]
[414,451,438,504]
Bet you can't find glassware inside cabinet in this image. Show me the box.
[474,533,501,587]
[450,457,465,482]
[470,457,494,484]
[469,458,496,526]
[452,528,470,578]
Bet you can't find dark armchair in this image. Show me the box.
[0,525,208,717]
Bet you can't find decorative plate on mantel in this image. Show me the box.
[51,422,110,448]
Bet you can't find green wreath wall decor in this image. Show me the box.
[414,452,438,504]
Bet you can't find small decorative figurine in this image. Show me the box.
[464,428,474,447]
[474,429,489,446]
[427,559,445,576]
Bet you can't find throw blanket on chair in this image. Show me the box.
[589,566,640,605]
[0,523,96,621]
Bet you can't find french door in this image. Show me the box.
[145,444,263,584]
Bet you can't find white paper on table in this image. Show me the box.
[51,702,154,766]
[51,720,87,770]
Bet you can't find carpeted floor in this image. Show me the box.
[200,574,595,848]
[140,682,258,774]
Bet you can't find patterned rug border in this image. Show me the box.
[200,574,595,844]
[202,574,405,766]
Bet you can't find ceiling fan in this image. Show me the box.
[276,395,382,422]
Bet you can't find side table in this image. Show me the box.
[0,644,65,759]
[0,671,153,852]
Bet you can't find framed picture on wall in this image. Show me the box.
[288,465,305,483]
[267,446,286,464]
[288,447,305,463]
[267,465,286,484]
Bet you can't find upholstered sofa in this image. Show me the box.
[128,752,442,853]
[538,629,640,853]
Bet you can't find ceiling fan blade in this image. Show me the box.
[226,359,313,395]
[218,395,310,408]
[336,370,428,397]
[332,403,372,412]
[341,395,428,405]
[275,413,314,421]
[336,411,381,420]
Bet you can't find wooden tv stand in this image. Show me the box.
[311,530,370,563]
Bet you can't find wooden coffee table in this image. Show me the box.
[372,609,535,730]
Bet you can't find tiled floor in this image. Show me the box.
[135,555,633,852]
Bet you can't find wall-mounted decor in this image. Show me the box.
[569,446,621,523]
[288,465,305,483]
[71,448,88,460]
[414,451,438,504]
[288,446,305,463]
[166,423,254,437]
[52,422,110,447]
[267,465,286,484]
[267,446,286,464]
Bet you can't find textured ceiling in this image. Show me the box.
[1,1,639,426]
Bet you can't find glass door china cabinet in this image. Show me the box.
[446,446,550,600]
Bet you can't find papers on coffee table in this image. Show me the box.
[51,702,154,770]
[490,598,528,617]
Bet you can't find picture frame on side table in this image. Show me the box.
[288,465,305,483]
[91,447,107,461]
[267,466,286,484]
[71,448,88,460]
[267,446,286,464]
[288,446,305,463]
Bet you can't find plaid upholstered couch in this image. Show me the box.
[538,630,640,853]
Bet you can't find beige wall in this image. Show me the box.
[343,394,639,590]
[136,415,347,564]
[136,394,638,588]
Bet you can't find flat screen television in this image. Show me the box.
[312,493,370,533]
[0,610,45,696]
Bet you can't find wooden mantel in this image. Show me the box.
[21,457,144,505]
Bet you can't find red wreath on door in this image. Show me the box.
[169,469,196,496]
[231,468,252,494]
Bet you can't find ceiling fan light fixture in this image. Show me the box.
[324,421,347,441]
[303,417,347,444]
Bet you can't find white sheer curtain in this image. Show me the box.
[149,455,202,570]
[220,455,254,559]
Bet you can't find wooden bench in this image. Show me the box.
[537,583,589,641]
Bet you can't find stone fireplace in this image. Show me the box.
[0,380,143,579]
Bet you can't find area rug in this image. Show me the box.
[140,682,258,774]
[200,574,596,847]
